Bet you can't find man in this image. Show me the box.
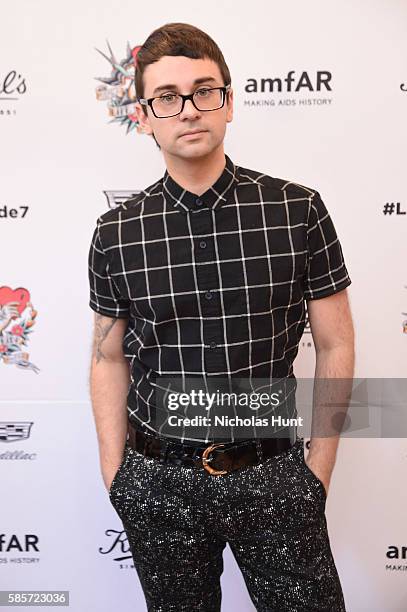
[88,22,354,612]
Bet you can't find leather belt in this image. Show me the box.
[127,421,296,476]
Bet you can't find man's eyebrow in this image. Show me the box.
[151,76,218,96]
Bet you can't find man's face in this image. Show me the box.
[135,55,233,161]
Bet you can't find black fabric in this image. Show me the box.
[109,437,347,611]
[88,154,352,442]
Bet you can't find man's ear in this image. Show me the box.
[135,102,154,134]
[226,87,233,123]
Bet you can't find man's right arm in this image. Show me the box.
[89,313,130,492]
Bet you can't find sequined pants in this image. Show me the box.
[109,436,347,612]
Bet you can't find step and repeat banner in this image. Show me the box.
[1,0,406,610]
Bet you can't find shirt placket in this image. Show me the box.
[190,198,228,375]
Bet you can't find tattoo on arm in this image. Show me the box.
[93,315,117,363]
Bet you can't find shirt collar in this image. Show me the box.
[162,154,239,214]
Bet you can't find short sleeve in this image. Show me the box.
[88,221,131,318]
[303,191,352,300]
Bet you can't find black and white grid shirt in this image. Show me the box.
[88,154,352,442]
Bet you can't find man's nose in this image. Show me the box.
[179,97,201,119]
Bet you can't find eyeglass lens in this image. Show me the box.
[152,88,224,117]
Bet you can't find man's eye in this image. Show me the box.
[160,94,177,103]
[195,88,211,97]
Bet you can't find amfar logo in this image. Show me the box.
[245,71,332,93]
[99,528,134,569]
[244,70,333,108]
[0,534,39,552]
[385,545,407,571]
[0,534,40,564]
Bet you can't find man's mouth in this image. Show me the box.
[179,130,208,138]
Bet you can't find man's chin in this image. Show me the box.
[169,148,207,160]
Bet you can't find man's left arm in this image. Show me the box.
[305,287,355,496]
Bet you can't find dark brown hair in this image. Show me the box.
[135,22,231,151]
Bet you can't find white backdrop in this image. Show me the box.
[1,1,407,610]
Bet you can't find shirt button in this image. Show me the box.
[199,240,207,249]
[209,341,217,349]
[205,290,213,300]
[196,198,203,206]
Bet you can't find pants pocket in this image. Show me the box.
[108,443,131,498]
[302,455,327,499]
[295,438,327,500]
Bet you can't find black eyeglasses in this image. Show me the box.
[137,84,231,118]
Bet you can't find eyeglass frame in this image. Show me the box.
[137,83,231,118]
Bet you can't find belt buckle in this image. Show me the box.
[201,443,228,476]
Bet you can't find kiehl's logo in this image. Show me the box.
[0,71,27,100]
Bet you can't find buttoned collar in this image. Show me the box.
[162,154,239,214]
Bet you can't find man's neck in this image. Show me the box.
[163,146,226,196]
